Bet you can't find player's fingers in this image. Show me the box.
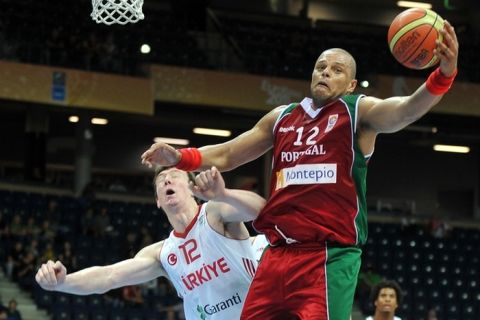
[54,261,64,271]
[190,185,199,195]
[203,170,214,185]
[441,22,458,54]
[444,20,458,45]
[46,260,58,285]
[40,263,54,285]
[193,173,206,191]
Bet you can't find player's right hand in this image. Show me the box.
[35,260,67,291]
[141,142,180,168]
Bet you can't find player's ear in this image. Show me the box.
[347,79,357,94]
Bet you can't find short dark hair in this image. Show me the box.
[370,280,403,305]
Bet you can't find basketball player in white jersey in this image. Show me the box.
[35,166,268,320]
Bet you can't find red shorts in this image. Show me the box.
[240,243,361,320]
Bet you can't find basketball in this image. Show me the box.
[388,8,444,69]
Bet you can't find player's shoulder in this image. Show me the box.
[135,240,165,259]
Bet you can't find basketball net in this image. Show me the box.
[91,0,144,25]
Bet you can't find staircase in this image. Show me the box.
[0,271,51,320]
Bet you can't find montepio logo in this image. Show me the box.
[197,293,242,318]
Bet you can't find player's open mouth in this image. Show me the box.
[166,189,175,196]
[316,81,329,89]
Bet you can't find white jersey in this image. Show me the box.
[250,234,269,263]
[159,204,259,320]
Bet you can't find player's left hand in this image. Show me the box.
[190,166,225,201]
[435,20,459,77]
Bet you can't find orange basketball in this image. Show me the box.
[388,8,444,69]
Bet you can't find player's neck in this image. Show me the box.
[373,311,395,320]
[311,97,337,109]
[168,199,199,233]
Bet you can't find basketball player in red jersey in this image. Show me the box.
[141,21,458,319]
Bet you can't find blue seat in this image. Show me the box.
[89,308,108,320]
[52,306,71,320]
[55,293,72,307]
[71,295,87,307]
[109,309,126,320]
[34,289,54,309]
[445,305,461,320]
[72,308,88,320]
[87,295,105,308]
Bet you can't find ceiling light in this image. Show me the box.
[360,80,369,88]
[140,44,151,54]
[154,137,189,146]
[397,1,432,9]
[193,127,231,137]
[91,118,108,125]
[433,144,470,154]
[68,116,79,123]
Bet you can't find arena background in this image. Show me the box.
[0,0,479,319]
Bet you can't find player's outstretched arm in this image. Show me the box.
[360,20,458,134]
[191,167,266,222]
[142,107,284,171]
[35,242,166,295]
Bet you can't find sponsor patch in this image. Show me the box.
[275,163,337,190]
[325,114,338,133]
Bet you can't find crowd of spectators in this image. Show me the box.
[0,193,183,319]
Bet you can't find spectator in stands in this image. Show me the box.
[5,242,24,279]
[366,280,403,320]
[0,212,9,240]
[35,167,267,320]
[425,308,438,320]
[15,250,36,289]
[58,241,77,271]
[0,310,6,320]
[141,20,458,319]
[23,217,40,238]
[8,215,23,240]
[93,207,112,236]
[0,213,9,264]
[357,264,383,314]
[38,220,56,242]
[80,208,96,236]
[122,285,144,308]
[6,299,22,320]
[40,243,55,262]
[427,216,452,239]
[0,294,6,313]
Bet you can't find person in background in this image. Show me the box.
[366,280,403,320]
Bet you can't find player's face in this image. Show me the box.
[374,288,398,314]
[155,168,192,208]
[310,50,357,106]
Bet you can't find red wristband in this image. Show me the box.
[426,67,457,95]
[176,148,202,171]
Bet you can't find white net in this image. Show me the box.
[91,0,144,25]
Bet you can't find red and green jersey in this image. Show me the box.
[253,95,369,246]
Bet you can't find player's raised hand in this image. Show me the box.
[190,167,225,201]
[141,142,180,168]
[35,260,67,291]
[435,20,458,76]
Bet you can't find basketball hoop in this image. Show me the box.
[91,0,145,25]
